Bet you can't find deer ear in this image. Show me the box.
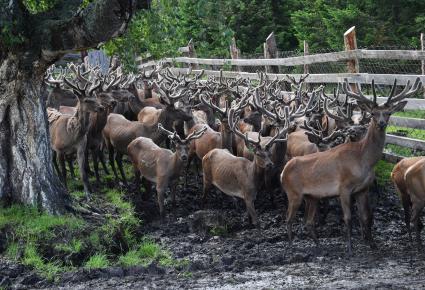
[389,101,408,113]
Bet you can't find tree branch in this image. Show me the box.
[40,0,148,62]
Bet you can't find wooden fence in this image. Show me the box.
[137,27,425,162]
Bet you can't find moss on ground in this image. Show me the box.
[0,159,186,281]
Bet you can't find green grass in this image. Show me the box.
[84,253,109,270]
[385,143,424,157]
[393,110,425,119]
[209,225,228,236]
[117,240,175,267]
[0,158,183,281]
[374,160,394,186]
[387,125,425,141]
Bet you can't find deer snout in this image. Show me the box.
[180,154,188,162]
[97,105,105,112]
[377,121,387,129]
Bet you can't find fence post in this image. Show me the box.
[303,40,310,90]
[229,37,240,72]
[187,39,199,70]
[264,32,279,74]
[421,33,425,98]
[344,26,359,90]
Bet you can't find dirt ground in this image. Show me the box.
[3,177,425,289]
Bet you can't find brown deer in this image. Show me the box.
[48,77,104,196]
[391,156,425,249]
[103,88,192,185]
[202,105,288,227]
[281,78,422,254]
[128,124,207,219]
[45,66,78,109]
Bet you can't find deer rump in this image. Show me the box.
[128,137,176,183]
[203,149,254,199]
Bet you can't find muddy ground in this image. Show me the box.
[2,175,425,289]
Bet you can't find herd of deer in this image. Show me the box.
[44,61,425,255]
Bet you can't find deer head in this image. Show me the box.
[342,78,422,130]
[158,123,207,162]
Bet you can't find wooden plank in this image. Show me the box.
[389,116,425,129]
[164,50,425,68]
[229,37,240,72]
[385,134,425,151]
[169,67,425,85]
[303,40,309,74]
[344,26,359,74]
[264,32,278,74]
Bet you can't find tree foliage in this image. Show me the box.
[105,0,425,67]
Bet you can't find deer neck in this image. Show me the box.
[273,142,286,166]
[184,114,196,135]
[143,81,152,99]
[73,103,91,138]
[151,108,174,144]
[359,119,386,167]
[205,109,217,130]
[171,152,184,177]
[220,120,233,151]
[251,156,265,190]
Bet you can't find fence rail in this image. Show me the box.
[137,27,425,162]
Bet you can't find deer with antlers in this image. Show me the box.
[128,124,207,219]
[391,156,425,249]
[281,77,422,254]
[45,65,78,109]
[103,83,192,185]
[202,102,288,227]
[48,76,104,196]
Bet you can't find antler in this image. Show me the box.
[385,77,422,105]
[264,106,290,150]
[342,79,376,106]
[323,93,353,123]
[184,125,207,143]
[228,107,261,148]
[158,123,181,142]
[200,94,228,118]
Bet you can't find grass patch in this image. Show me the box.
[84,253,109,270]
[0,158,182,281]
[209,225,228,236]
[393,110,425,119]
[385,143,424,157]
[387,125,425,141]
[374,160,394,186]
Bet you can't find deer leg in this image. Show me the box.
[115,152,128,186]
[78,142,92,197]
[340,194,353,256]
[98,149,110,175]
[108,145,120,183]
[67,155,76,180]
[411,201,424,251]
[245,197,259,228]
[202,178,212,208]
[400,190,412,242]
[92,148,100,184]
[286,193,303,246]
[156,185,166,221]
[141,178,152,201]
[52,151,61,177]
[58,153,67,188]
[84,145,93,176]
[355,190,375,249]
[305,196,319,245]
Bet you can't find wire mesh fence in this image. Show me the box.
[165,45,425,160]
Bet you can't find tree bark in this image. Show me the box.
[0,54,69,214]
[0,0,147,213]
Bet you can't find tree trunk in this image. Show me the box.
[0,54,69,214]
